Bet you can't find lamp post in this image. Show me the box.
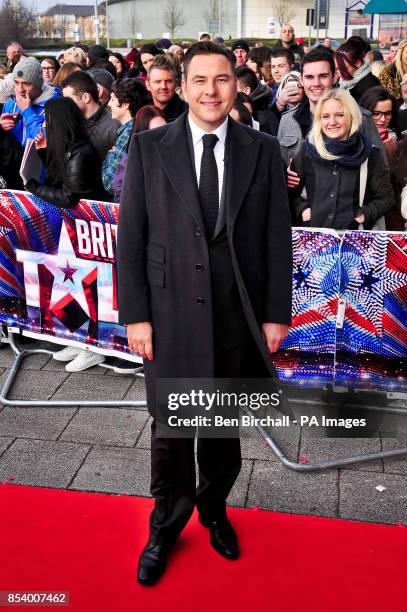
[105,0,110,48]
[94,0,99,44]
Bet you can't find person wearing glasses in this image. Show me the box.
[40,57,59,84]
[359,86,405,230]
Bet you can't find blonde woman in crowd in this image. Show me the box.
[379,39,407,101]
[63,47,87,69]
[293,89,394,230]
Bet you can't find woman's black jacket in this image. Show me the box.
[293,144,395,230]
[26,140,108,208]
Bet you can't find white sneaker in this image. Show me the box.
[65,349,105,372]
[53,346,81,362]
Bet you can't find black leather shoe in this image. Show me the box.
[137,543,168,585]
[199,515,239,560]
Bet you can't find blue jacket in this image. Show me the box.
[2,84,60,147]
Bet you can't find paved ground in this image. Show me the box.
[0,338,406,525]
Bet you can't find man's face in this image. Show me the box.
[323,38,332,48]
[108,92,129,122]
[147,68,176,108]
[234,48,248,67]
[14,79,41,101]
[97,84,110,106]
[390,44,398,61]
[281,25,294,44]
[301,60,333,104]
[271,56,291,84]
[62,85,87,114]
[182,53,236,132]
[7,45,22,64]
[169,44,184,59]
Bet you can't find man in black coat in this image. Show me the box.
[117,41,292,586]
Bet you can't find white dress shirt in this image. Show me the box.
[188,114,228,205]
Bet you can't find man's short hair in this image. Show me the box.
[112,78,149,117]
[61,70,99,103]
[147,55,178,79]
[235,66,259,93]
[183,41,236,78]
[270,48,295,66]
[301,48,335,76]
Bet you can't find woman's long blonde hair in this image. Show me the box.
[394,39,407,79]
[311,89,362,160]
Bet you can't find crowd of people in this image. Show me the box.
[0,29,406,371]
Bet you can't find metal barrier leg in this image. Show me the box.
[0,332,147,408]
[241,403,407,472]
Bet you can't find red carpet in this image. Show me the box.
[0,484,406,612]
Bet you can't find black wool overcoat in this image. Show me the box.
[117,113,293,415]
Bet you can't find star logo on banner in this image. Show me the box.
[60,260,77,284]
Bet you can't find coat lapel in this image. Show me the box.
[154,113,204,228]
[226,118,261,228]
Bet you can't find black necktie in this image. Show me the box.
[199,133,219,238]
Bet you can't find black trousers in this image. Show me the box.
[148,231,251,546]
[149,343,245,546]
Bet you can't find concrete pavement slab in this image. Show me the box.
[123,378,147,403]
[339,470,407,524]
[51,372,133,401]
[0,406,77,440]
[60,407,149,446]
[70,446,151,496]
[135,417,152,449]
[382,435,407,476]
[5,369,69,401]
[247,460,338,517]
[0,436,13,456]
[299,437,383,472]
[0,439,90,487]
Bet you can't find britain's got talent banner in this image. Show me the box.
[0,190,406,389]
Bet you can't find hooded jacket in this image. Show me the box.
[2,84,60,147]
[249,82,279,136]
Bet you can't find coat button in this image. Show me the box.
[330,192,335,198]
[196,298,205,305]
[328,213,334,220]
[195,264,204,271]
[333,169,338,175]
[195,228,202,237]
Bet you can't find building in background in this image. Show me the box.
[105,0,387,41]
[36,4,106,41]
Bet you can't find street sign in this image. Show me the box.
[306,8,315,26]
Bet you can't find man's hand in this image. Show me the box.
[287,159,300,189]
[34,128,47,150]
[127,321,154,360]
[15,90,31,111]
[302,208,311,222]
[0,113,15,132]
[262,323,290,354]
[276,84,302,112]
[355,213,365,224]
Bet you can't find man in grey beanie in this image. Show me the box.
[0,57,60,147]
[87,68,114,106]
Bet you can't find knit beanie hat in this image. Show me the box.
[13,57,43,89]
[87,68,114,91]
[231,39,250,53]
